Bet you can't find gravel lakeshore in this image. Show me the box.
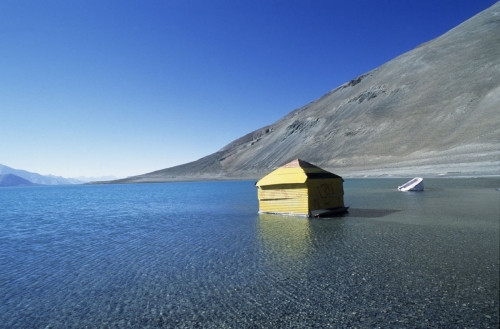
[97,159,500,184]
[336,161,500,179]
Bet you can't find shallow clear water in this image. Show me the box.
[0,179,498,328]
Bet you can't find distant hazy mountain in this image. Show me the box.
[109,3,500,183]
[0,164,83,185]
[74,175,119,183]
[0,174,37,187]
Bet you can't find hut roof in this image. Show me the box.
[256,159,342,187]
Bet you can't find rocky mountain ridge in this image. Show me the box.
[108,3,500,184]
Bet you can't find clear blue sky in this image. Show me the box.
[1,0,495,178]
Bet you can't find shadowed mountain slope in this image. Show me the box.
[111,3,500,183]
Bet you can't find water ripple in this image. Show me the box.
[0,180,498,328]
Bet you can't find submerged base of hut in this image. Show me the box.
[310,206,349,218]
[258,206,349,218]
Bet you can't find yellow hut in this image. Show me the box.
[256,159,347,217]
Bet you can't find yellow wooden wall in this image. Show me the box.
[307,179,344,211]
[257,184,309,216]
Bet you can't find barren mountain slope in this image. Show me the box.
[112,3,500,183]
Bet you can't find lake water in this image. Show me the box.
[0,178,498,328]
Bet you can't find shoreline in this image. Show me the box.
[89,173,499,185]
[335,161,500,179]
[88,160,499,184]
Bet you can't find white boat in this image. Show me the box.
[398,177,424,191]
